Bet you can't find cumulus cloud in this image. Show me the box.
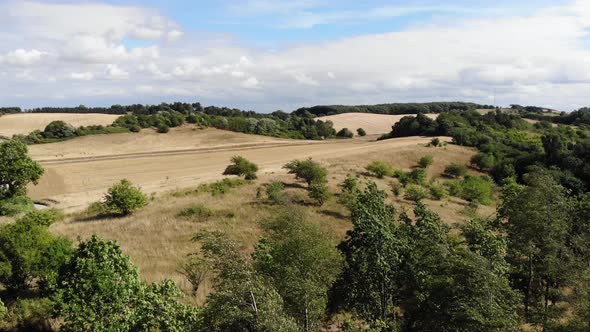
[1,0,590,111]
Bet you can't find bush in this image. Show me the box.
[177,204,213,222]
[283,159,328,187]
[265,181,287,205]
[4,298,55,331]
[103,179,147,215]
[339,175,360,207]
[459,175,495,205]
[365,160,394,178]
[429,182,448,200]
[404,185,429,202]
[390,180,403,197]
[444,163,469,178]
[157,123,170,133]
[309,181,330,206]
[0,195,34,216]
[418,155,434,168]
[199,178,247,196]
[356,128,367,136]
[0,299,6,321]
[223,156,258,180]
[336,128,354,138]
[430,137,441,147]
[408,168,427,185]
[43,121,76,139]
[470,153,495,171]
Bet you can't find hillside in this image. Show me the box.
[318,112,438,135]
[0,113,120,137]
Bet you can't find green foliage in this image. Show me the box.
[404,184,429,202]
[429,182,448,200]
[177,204,213,222]
[309,180,330,206]
[444,163,469,178]
[223,155,259,180]
[446,175,495,205]
[0,195,34,216]
[365,160,394,178]
[390,180,403,197]
[357,128,367,136]
[265,181,288,205]
[199,178,248,196]
[336,128,354,138]
[284,158,328,187]
[430,137,441,147]
[254,209,342,331]
[4,298,55,331]
[339,175,361,208]
[470,152,495,171]
[103,179,147,215]
[157,123,170,133]
[0,298,6,321]
[0,140,44,199]
[418,155,434,168]
[54,236,201,331]
[0,210,72,292]
[43,120,76,139]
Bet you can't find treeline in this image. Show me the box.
[293,101,495,117]
[0,107,21,116]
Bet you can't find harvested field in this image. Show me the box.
[0,113,120,137]
[317,112,438,135]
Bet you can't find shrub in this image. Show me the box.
[459,175,495,205]
[470,153,495,171]
[0,299,6,322]
[408,168,427,185]
[430,137,441,147]
[265,181,287,205]
[85,201,107,216]
[43,121,76,139]
[199,178,247,196]
[418,155,434,168]
[177,204,213,222]
[444,163,469,178]
[365,160,394,178]
[309,181,330,206]
[404,185,429,202]
[4,298,55,331]
[283,159,328,187]
[336,128,354,138]
[103,179,147,215]
[429,182,448,200]
[157,123,170,133]
[339,175,360,207]
[0,195,34,216]
[390,180,403,197]
[356,128,367,137]
[223,156,258,180]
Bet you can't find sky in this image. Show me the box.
[0,0,589,112]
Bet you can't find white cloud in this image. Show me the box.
[167,29,183,41]
[242,76,259,88]
[2,49,44,66]
[70,72,94,80]
[105,64,129,80]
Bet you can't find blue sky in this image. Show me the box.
[0,0,588,111]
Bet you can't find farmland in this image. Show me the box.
[0,113,120,137]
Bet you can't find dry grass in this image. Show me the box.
[0,113,120,137]
[317,112,438,135]
[49,139,490,305]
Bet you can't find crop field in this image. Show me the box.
[0,113,120,137]
[317,112,438,135]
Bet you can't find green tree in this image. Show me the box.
[444,163,468,178]
[0,140,44,199]
[264,181,288,205]
[470,153,495,171]
[0,298,6,321]
[365,160,394,178]
[338,175,360,208]
[223,155,259,180]
[418,155,434,168]
[0,210,72,292]
[336,128,354,138]
[283,159,328,187]
[254,210,342,331]
[42,121,76,139]
[309,180,330,206]
[357,128,367,137]
[103,179,147,215]
[404,184,428,202]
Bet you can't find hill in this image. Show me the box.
[0,113,120,137]
[318,112,438,135]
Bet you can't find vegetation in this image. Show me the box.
[0,140,43,200]
[444,163,469,178]
[336,128,354,138]
[365,160,394,178]
[294,102,493,117]
[177,204,214,222]
[283,159,328,187]
[198,178,248,196]
[103,179,148,216]
[356,128,367,136]
[223,155,259,180]
[264,181,288,205]
[417,155,434,168]
[404,184,429,202]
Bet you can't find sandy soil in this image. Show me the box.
[0,113,120,137]
[27,127,448,212]
[317,112,438,135]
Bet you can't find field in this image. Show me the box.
[0,113,120,137]
[34,125,485,300]
[317,112,438,135]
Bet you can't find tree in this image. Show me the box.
[223,156,259,180]
[404,185,428,202]
[470,153,495,171]
[103,179,147,215]
[254,209,342,331]
[418,155,434,168]
[444,163,468,178]
[157,123,170,133]
[0,210,72,292]
[0,140,44,199]
[336,128,354,138]
[191,231,299,332]
[365,160,394,178]
[42,121,76,139]
[283,159,328,187]
[357,128,367,136]
[309,180,330,206]
[0,298,6,321]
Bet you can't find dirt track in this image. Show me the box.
[28,129,443,212]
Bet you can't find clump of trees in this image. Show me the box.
[103,179,147,216]
[283,159,330,205]
[336,128,353,138]
[223,156,259,180]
